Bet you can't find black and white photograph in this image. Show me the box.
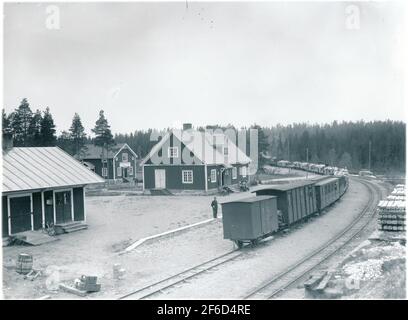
[1,0,407,304]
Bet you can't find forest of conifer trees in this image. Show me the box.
[3,99,406,175]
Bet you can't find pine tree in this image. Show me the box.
[40,107,57,146]
[251,124,269,169]
[327,148,337,166]
[28,109,43,146]
[69,113,87,159]
[92,110,114,148]
[339,152,352,170]
[57,131,74,155]
[11,98,33,146]
[2,109,12,135]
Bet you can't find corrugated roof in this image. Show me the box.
[2,147,105,193]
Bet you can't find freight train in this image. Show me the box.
[221,175,348,248]
[275,160,349,176]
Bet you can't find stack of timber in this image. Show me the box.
[377,185,405,232]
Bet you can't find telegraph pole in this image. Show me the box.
[368,140,372,172]
[306,148,309,179]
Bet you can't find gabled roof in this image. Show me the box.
[2,147,105,193]
[81,143,137,160]
[140,129,252,166]
[113,143,138,160]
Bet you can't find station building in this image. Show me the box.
[140,124,252,192]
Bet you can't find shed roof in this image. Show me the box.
[2,147,105,193]
[251,180,315,192]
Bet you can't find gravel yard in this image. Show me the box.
[140,178,376,299]
[2,194,219,299]
[2,172,377,300]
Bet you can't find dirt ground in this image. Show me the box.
[3,169,364,300]
[2,194,220,299]
[146,178,374,299]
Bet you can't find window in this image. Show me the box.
[182,170,193,184]
[232,167,237,179]
[128,166,134,176]
[211,169,217,183]
[224,147,228,155]
[122,153,128,162]
[168,147,179,158]
[240,166,247,177]
[117,166,122,177]
[102,167,108,177]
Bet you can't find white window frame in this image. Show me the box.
[240,166,247,177]
[122,152,129,162]
[211,169,217,183]
[102,167,108,177]
[117,166,122,177]
[128,166,134,176]
[232,167,237,179]
[182,170,193,184]
[168,147,179,158]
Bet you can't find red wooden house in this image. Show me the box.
[141,124,251,192]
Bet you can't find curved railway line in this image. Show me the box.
[243,177,383,299]
[118,177,384,300]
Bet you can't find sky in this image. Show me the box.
[3,1,406,135]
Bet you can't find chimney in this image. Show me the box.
[2,132,13,152]
[183,123,192,131]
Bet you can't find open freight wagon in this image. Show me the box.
[221,196,279,248]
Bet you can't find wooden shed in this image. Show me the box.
[2,147,104,237]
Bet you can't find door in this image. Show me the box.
[154,169,166,189]
[55,191,72,224]
[9,196,32,234]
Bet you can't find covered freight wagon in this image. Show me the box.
[221,195,278,248]
[252,181,317,225]
[315,177,340,211]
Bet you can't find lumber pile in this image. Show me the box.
[377,185,406,232]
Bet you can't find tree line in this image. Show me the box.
[3,99,405,174]
[2,99,114,158]
[115,121,406,174]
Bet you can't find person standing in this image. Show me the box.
[211,197,219,218]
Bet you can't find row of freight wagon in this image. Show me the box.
[222,175,349,248]
[275,160,349,176]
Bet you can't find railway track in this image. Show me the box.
[118,249,244,300]
[243,177,382,300]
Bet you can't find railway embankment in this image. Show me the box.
[305,231,406,299]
